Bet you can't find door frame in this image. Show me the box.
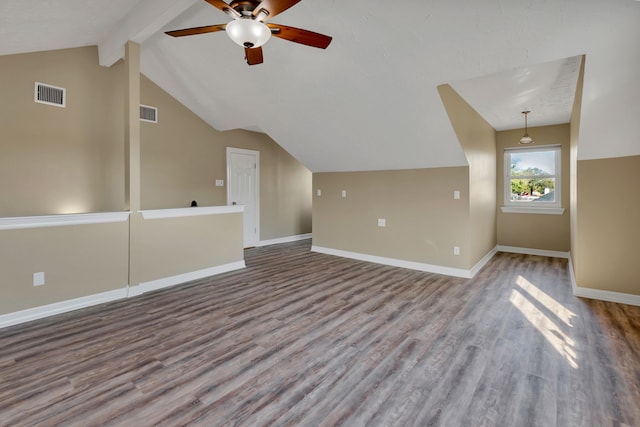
[226,147,260,247]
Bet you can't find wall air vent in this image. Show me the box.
[34,82,66,108]
[140,105,158,123]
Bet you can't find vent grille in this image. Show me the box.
[140,105,158,123]
[35,82,66,107]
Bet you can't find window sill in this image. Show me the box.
[500,206,565,215]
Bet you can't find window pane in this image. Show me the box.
[510,150,556,177]
[510,178,555,202]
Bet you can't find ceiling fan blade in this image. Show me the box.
[205,0,241,18]
[253,0,301,21]
[245,46,264,65]
[266,23,332,49]
[165,24,227,37]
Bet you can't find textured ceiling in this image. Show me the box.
[450,56,583,131]
[0,0,140,55]
[1,0,639,172]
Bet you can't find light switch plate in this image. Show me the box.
[317,189,322,196]
[454,190,460,200]
[378,218,386,227]
[33,272,45,286]
[215,180,224,187]
[341,190,347,198]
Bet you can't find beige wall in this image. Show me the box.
[129,212,244,285]
[0,211,245,316]
[569,56,639,296]
[0,47,125,216]
[140,76,312,240]
[496,124,571,251]
[313,168,471,269]
[575,156,640,295]
[0,222,129,314]
[0,45,307,320]
[312,86,497,272]
[439,84,497,265]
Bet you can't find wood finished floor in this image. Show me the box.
[1,240,639,426]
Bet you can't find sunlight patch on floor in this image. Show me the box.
[510,278,578,368]
[516,275,577,327]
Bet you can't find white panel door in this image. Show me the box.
[227,147,259,248]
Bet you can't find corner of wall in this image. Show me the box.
[569,55,585,279]
[438,83,497,268]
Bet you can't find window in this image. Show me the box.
[502,145,564,214]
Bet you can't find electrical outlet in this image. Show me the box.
[453,246,460,256]
[378,218,386,227]
[215,179,224,187]
[33,272,45,286]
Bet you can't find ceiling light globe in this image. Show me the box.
[226,19,271,48]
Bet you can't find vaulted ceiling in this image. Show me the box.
[1,0,639,172]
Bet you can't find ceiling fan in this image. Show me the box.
[165,0,332,65]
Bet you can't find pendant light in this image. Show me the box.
[519,111,534,144]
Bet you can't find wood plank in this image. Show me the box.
[0,240,639,426]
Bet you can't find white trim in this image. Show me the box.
[257,233,312,247]
[504,144,562,152]
[500,206,565,215]
[573,287,640,307]
[504,144,561,211]
[469,246,498,277]
[0,260,247,329]
[135,261,246,294]
[568,254,578,295]
[569,255,640,307]
[311,246,491,279]
[0,211,130,230]
[127,284,144,298]
[496,245,570,259]
[0,288,127,329]
[139,205,244,220]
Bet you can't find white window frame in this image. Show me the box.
[501,145,564,215]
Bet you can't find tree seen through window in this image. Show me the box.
[506,147,559,204]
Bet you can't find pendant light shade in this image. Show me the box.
[519,111,534,144]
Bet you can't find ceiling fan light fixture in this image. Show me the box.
[519,110,534,144]
[226,18,271,48]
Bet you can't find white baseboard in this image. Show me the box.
[470,247,498,277]
[573,287,640,306]
[0,260,247,330]
[0,287,127,329]
[496,245,570,259]
[311,245,496,279]
[257,233,312,247]
[134,261,246,295]
[568,255,640,307]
